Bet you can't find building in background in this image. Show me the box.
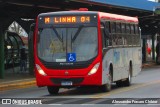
[8,21,28,48]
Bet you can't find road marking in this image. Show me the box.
[81,104,94,106]
[0,78,35,84]
[82,98,107,104]
[49,104,62,105]
[92,80,160,98]
[147,104,160,106]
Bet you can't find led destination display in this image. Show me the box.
[44,16,91,24]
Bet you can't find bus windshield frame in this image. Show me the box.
[36,14,98,69]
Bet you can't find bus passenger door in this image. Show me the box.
[101,21,114,84]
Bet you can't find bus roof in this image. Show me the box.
[38,11,138,23]
[99,12,138,23]
[38,11,98,17]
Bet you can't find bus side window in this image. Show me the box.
[126,24,132,46]
[121,23,125,33]
[116,22,123,45]
[130,24,134,34]
[116,22,121,33]
[130,24,135,45]
[135,24,139,34]
[134,24,140,46]
[111,22,116,46]
[111,22,116,33]
[104,21,112,46]
[121,23,127,45]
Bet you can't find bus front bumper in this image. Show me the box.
[36,74,101,87]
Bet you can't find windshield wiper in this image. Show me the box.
[52,26,63,42]
[71,25,83,43]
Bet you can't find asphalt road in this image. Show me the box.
[1,65,160,107]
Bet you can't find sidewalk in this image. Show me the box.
[142,61,157,68]
[0,62,158,92]
[0,67,36,92]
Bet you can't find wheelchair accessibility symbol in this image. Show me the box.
[67,53,76,62]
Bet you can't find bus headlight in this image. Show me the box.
[88,62,100,75]
[36,64,47,76]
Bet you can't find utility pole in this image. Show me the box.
[28,23,35,75]
[0,22,5,79]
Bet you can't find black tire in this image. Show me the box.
[116,81,123,87]
[123,65,132,86]
[47,86,59,95]
[101,72,112,92]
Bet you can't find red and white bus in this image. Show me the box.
[34,9,142,94]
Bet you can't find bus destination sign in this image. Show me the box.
[44,16,91,24]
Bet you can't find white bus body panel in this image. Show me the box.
[102,47,142,85]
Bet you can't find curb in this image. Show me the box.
[142,63,156,68]
[0,79,36,92]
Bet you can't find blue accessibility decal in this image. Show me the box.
[67,53,76,62]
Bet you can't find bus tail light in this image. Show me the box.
[36,64,47,76]
[88,62,100,75]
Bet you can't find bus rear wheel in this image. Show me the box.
[123,65,132,86]
[101,72,112,92]
[47,86,59,95]
[116,81,123,87]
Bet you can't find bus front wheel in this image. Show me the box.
[47,86,59,95]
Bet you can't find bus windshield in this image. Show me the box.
[37,26,98,62]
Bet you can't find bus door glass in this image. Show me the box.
[101,21,111,49]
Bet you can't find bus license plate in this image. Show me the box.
[61,81,73,86]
